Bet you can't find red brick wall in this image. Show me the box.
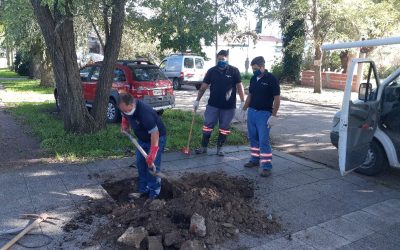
[301,71,359,92]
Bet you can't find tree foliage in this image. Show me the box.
[133,0,242,55]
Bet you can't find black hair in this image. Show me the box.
[119,92,134,106]
[217,50,229,57]
[251,56,265,67]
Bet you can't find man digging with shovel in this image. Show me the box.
[193,50,245,156]
[119,92,167,199]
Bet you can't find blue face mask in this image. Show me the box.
[217,60,228,68]
[253,69,262,77]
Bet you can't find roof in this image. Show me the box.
[258,36,282,43]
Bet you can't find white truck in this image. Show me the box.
[325,37,400,176]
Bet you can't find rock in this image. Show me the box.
[221,223,234,228]
[149,199,166,211]
[267,214,273,221]
[148,236,163,250]
[164,231,184,247]
[190,213,206,237]
[117,226,148,249]
[180,240,205,250]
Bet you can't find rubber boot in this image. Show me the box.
[195,134,210,154]
[216,133,227,156]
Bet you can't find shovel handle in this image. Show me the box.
[123,132,157,172]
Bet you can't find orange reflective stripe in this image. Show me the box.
[251,153,260,157]
[260,153,273,157]
[260,159,271,163]
[250,147,260,151]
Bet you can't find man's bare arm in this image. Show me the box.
[243,93,251,110]
[196,83,209,101]
[272,95,280,116]
[236,82,245,102]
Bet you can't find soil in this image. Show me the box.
[63,172,281,249]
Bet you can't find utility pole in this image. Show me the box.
[214,0,218,64]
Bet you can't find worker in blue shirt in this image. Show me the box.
[242,56,281,177]
[193,50,245,156]
[119,93,167,198]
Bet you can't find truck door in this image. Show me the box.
[339,60,380,175]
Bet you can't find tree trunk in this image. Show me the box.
[39,50,54,87]
[313,42,322,93]
[6,43,11,68]
[31,0,95,133]
[31,51,41,80]
[91,0,126,130]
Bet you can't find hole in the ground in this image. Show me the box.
[102,177,177,202]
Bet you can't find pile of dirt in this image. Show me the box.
[64,172,281,249]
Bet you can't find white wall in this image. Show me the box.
[0,58,7,69]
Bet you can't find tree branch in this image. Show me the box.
[102,0,110,43]
[91,20,105,51]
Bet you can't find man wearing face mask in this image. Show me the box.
[119,92,167,198]
[242,56,280,177]
[193,50,245,156]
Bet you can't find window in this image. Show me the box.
[166,57,181,71]
[131,67,168,81]
[80,67,92,81]
[195,58,204,69]
[90,66,101,81]
[113,69,126,82]
[160,60,167,70]
[184,58,194,69]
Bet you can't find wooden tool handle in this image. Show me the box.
[186,111,196,149]
[123,132,157,171]
[1,214,48,250]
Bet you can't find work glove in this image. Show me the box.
[237,101,246,123]
[238,101,244,110]
[193,100,200,111]
[146,145,159,169]
[267,115,277,128]
[121,116,130,133]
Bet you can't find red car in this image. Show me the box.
[54,60,175,122]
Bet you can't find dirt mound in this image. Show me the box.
[64,172,281,249]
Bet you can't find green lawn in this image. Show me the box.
[0,78,54,95]
[0,69,24,78]
[8,103,247,161]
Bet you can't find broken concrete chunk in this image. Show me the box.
[164,231,184,247]
[180,240,205,250]
[149,199,166,211]
[148,235,163,250]
[221,223,234,228]
[190,213,206,237]
[117,226,148,249]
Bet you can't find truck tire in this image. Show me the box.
[355,139,388,176]
[195,84,201,90]
[107,99,121,123]
[173,78,182,90]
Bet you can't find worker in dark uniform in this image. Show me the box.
[193,50,245,156]
[119,93,167,198]
[242,56,280,177]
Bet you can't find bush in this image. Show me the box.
[241,72,252,80]
[378,65,400,79]
[271,60,283,80]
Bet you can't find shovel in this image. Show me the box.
[123,131,167,179]
[181,110,196,155]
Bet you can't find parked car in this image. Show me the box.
[330,58,400,176]
[54,59,175,123]
[160,53,206,90]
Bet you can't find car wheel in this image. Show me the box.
[107,99,121,123]
[195,84,201,90]
[355,139,388,176]
[173,78,182,90]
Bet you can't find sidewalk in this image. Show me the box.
[1,147,400,249]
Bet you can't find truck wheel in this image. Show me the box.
[173,78,182,90]
[195,84,201,90]
[107,99,121,123]
[355,139,388,176]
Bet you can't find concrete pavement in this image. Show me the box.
[1,147,400,249]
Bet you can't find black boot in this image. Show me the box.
[195,134,210,154]
[216,133,227,156]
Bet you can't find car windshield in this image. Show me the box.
[131,67,168,81]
